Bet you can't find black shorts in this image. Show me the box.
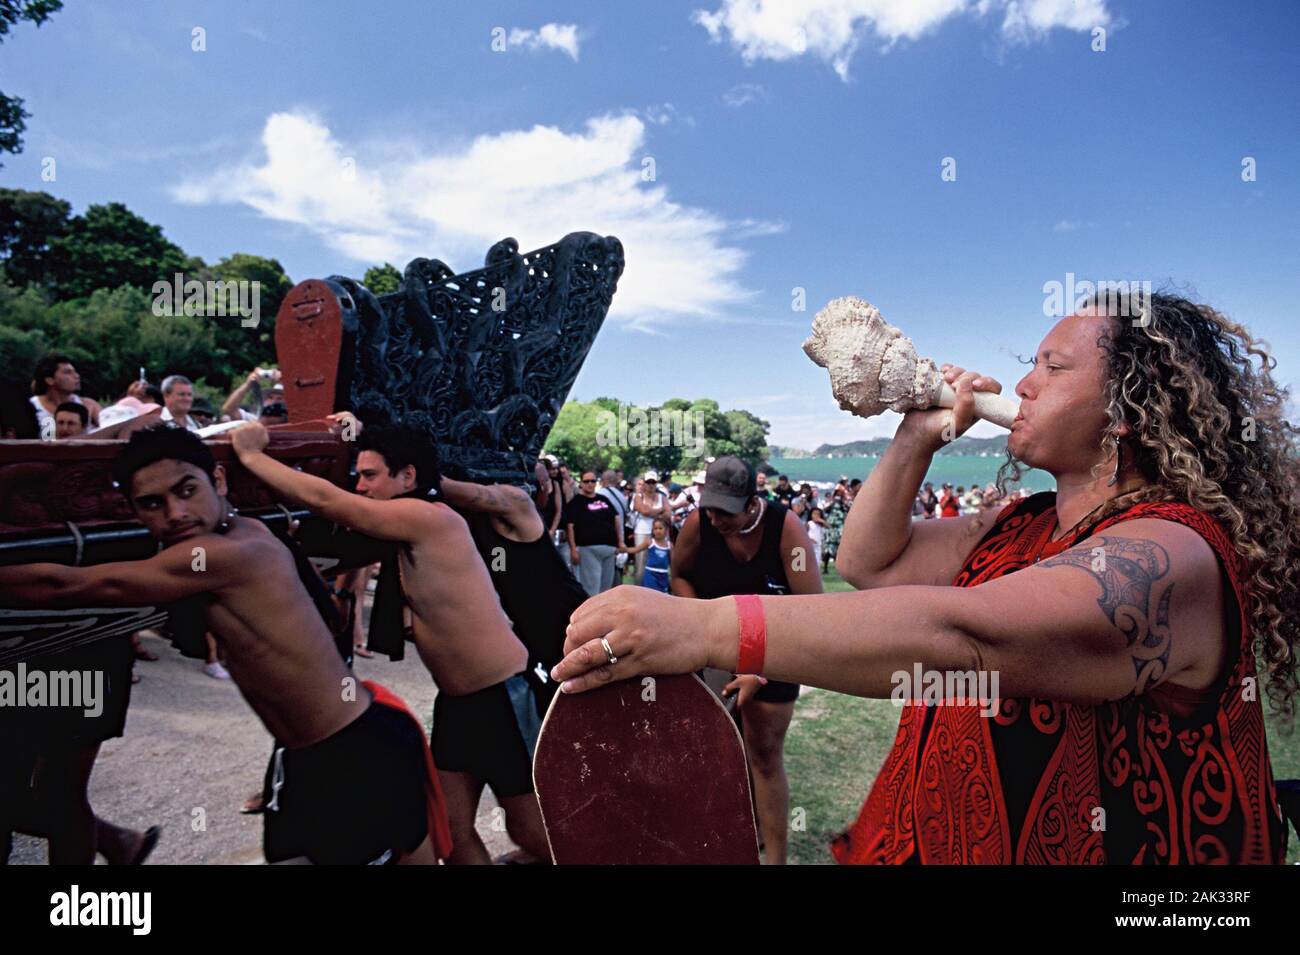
[754,679,800,704]
[262,698,431,865]
[0,636,135,752]
[430,673,540,798]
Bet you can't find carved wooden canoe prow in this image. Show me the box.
[0,232,623,665]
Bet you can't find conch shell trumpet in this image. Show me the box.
[802,296,1018,430]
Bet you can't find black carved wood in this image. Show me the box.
[332,232,623,484]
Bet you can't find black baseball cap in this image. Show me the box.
[700,456,755,514]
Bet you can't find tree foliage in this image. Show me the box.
[543,397,771,478]
[0,1,62,164]
[363,263,402,296]
[0,191,292,396]
[0,188,70,290]
[49,202,189,301]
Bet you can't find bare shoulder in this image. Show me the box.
[382,495,453,526]
[157,517,286,585]
[1060,517,1221,584]
[1037,517,1226,634]
[671,510,701,564]
[780,508,812,545]
[421,499,474,540]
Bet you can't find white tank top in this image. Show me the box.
[30,394,83,430]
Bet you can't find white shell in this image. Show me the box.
[802,296,942,419]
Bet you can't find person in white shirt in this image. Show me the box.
[29,354,100,437]
[222,367,285,422]
[667,482,695,531]
[159,375,200,431]
[806,506,826,569]
[631,471,669,583]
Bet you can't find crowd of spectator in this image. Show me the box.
[0,354,292,441]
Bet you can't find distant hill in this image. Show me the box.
[766,445,813,458]
[770,435,1010,459]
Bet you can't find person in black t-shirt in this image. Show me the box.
[773,474,797,507]
[563,471,621,595]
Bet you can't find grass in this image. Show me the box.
[782,567,1300,864]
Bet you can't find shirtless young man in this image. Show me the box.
[436,468,590,719]
[0,426,441,865]
[231,417,551,865]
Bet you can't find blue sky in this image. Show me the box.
[4,0,1297,448]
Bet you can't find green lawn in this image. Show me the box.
[783,567,1300,864]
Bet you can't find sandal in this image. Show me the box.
[240,792,265,815]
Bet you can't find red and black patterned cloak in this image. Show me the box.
[831,491,1285,864]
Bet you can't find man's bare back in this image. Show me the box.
[231,420,527,697]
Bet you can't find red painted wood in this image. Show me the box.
[275,279,343,424]
[0,432,349,536]
[533,673,760,865]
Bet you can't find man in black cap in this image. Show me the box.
[665,455,821,864]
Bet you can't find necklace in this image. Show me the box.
[738,497,766,535]
[1036,488,1145,560]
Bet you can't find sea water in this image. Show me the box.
[766,455,1056,494]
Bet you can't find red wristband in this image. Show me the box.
[734,594,766,675]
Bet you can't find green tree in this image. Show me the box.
[723,408,771,469]
[541,396,773,480]
[208,252,293,382]
[0,1,62,164]
[688,398,732,459]
[363,263,401,295]
[545,399,611,471]
[48,202,188,301]
[45,285,155,400]
[0,319,49,389]
[0,188,71,290]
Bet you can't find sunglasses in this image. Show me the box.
[581,478,597,484]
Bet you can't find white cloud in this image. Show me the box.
[640,103,694,127]
[1051,219,1097,233]
[693,0,1111,80]
[1000,0,1110,41]
[507,23,581,60]
[173,111,762,329]
[722,82,768,107]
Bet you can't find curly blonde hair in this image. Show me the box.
[997,291,1300,720]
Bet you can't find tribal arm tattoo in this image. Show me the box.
[1038,536,1174,698]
